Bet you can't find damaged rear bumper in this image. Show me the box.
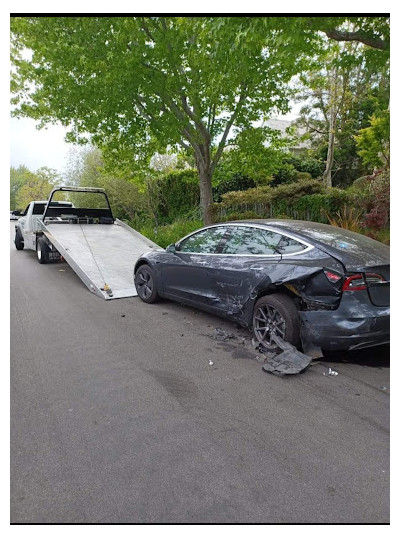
[299,295,390,352]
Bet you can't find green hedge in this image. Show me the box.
[213,179,353,223]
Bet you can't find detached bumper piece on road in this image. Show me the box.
[262,335,313,375]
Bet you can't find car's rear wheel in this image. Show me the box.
[253,293,301,353]
[134,264,160,303]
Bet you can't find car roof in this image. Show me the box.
[218,219,389,268]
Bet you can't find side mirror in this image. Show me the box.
[166,243,177,254]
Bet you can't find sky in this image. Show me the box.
[9,108,300,178]
[10,117,80,177]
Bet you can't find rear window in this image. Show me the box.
[32,203,46,215]
[286,221,389,261]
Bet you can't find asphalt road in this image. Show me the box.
[10,222,390,523]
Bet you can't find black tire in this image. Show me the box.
[36,237,50,264]
[252,293,301,352]
[134,264,160,303]
[15,228,24,250]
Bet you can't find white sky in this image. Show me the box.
[9,118,79,176]
[9,108,300,177]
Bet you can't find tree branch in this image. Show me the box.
[210,85,247,175]
[324,28,388,51]
[139,17,156,43]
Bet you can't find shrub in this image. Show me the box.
[219,210,261,222]
[324,206,364,233]
[349,169,390,229]
[213,173,257,202]
[139,219,204,248]
[154,169,200,223]
[270,163,298,186]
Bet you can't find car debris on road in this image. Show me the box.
[262,335,313,375]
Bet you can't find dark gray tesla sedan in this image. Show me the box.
[134,220,390,353]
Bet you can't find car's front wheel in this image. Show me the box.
[252,293,300,353]
[15,228,24,250]
[134,264,160,303]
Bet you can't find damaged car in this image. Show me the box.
[134,220,390,353]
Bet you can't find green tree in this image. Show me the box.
[293,37,389,186]
[11,16,316,225]
[10,165,31,209]
[15,167,58,208]
[355,109,390,170]
[66,146,146,221]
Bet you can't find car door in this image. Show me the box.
[203,225,311,316]
[158,225,230,307]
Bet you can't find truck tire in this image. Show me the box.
[36,237,50,264]
[15,228,24,250]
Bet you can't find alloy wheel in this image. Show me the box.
[136,268,154,300]
[253,304,286,348]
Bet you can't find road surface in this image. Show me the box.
[10,223,390,523]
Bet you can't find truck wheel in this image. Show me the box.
[36,238,50,264]
[134,264,160,303]
[252,293,301,353]
[15,229,24,250]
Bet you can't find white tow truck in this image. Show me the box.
[14,186,160,299]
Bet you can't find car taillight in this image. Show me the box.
[342,273,385,291]
[323,269,343,284]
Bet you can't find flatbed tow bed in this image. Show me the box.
[15,186,160,300]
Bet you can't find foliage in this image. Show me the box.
[212,173,257,202]
[10,165,32,209]
[355,109,390,169]
[283,155,325,178]
[220,178,324,207]
[148,169,201,223]
[11,16,318,224]
[324,205,364,232]
[11,166,61,209]
[139,219,204,248]
[361,170,390,228]
[222,126,292,183]
[366,227,390,245]
[292,21,389,186]
[213,179,358,224]
[269,163,298,186]
[66,146,147,221]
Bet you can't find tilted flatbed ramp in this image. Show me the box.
[41,218,161,300]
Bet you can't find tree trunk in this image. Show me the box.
[323,68,339,189]
[323,121,336,188]
[196,158,214,225]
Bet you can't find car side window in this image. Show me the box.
[276,235,308,254]
[178,227,229,254]
[222,226,283,255]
